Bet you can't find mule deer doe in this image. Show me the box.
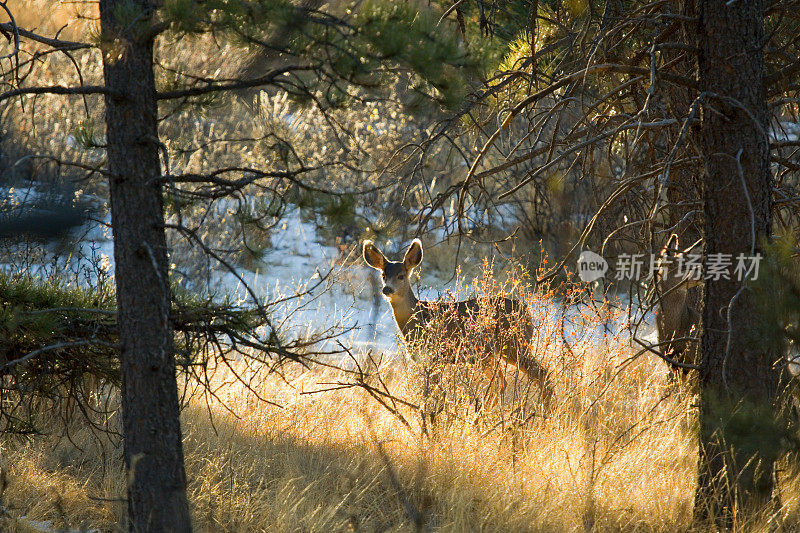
[653,235,702,374]
[363,239,553,408]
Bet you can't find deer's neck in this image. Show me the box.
[388,288,419,335]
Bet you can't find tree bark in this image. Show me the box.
[99,1,193,531]
[694,0,777,527]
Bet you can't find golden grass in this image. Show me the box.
[0,357,700,532]
[0,340,798,532]
[1,265,799,532]
[0,261,796,532]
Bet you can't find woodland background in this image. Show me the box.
[1,0,799,531]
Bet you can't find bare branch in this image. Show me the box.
[0,22,93,51]
[0,85,116,103]
[156,66,312,100]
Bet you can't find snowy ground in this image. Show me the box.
[191,207,660,364]
[2,185,659,365]
[210,207,404,354]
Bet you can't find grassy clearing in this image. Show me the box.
[2,342,800,531]
[1,268,799,532]
[0,339,782,532]
[0,358,695,532]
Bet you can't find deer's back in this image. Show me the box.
[655,275,701,366]
[403,296,534,350]
[401,296,549,384]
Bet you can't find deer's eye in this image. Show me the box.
[397,274,404,280]
[381,273,386,281]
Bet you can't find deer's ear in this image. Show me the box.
[658,234,678,262]
[404,239,423,270]
[363,240,386,270]
[664,234,679,255]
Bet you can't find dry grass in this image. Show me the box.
[1,346,799,532]
[2,333,793,531]
[1,269,799,532]
[0,357,696,533]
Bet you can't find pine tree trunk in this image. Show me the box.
[99,1,193,531]
[693,0,777,527]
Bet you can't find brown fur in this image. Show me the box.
[363,239,553,407]
[654,235,702,373]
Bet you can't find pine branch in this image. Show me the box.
[766,56,800,87]
[0,85,116,103]
[156,66,312,100]
[0,339,118,372]
[0,22,93,51]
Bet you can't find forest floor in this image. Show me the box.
[2,344,798,532]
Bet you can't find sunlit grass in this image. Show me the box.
[3,341,800,531]
[0,355,695,532]
[1,255,798,532]
[3,264,800,532]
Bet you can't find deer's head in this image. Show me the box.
[362,239,423,303]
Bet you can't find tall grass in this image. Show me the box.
[3,267,796,532]
[1,361,692,532]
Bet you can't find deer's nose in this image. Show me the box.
[382,286,393,296]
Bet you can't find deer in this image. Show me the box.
[362,238,554,408]
[653,236,800,424]
[653,234,703,375]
